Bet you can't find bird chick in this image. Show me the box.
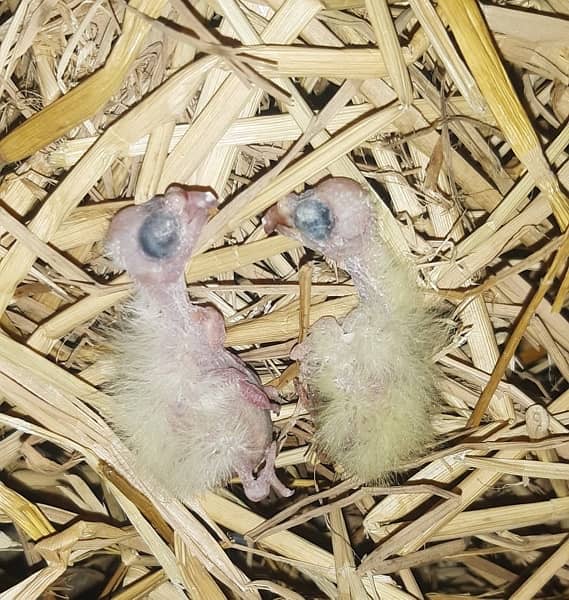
[105,185,292,502]
[264,177,446,482]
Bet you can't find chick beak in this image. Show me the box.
[262,196,296,234]
[177,189,218,224]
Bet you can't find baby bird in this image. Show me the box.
[105,185,292,502]
[264,177,446,482]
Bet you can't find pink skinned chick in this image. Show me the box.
[105,185,292,502]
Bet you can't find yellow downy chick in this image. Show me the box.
[264,177,448,482]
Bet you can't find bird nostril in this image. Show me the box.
[138,211,180,259]
[293,196,334,241]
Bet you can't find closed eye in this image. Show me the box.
[138,210,180,259]
[293,195,334,241]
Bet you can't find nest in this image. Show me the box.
[1,0,569,598]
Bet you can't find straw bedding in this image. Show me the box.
[1,0,569,597]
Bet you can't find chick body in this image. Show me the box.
[105,186,291,501]
[265,178,446,481]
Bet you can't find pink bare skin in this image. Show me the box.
[106,185,292,502]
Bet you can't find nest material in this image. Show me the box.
[1,0,569,598]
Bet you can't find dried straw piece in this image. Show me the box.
[366,438,531,556]
[34,521,140,564]
[0,564,67,600]
[365,539,468,576]
[0,0,168,164]
[52,201,131,251]
[408,0,486,113]
[370,496,569,541]
[509,535,569,600]
[527,405,569,498]
[468,230,569,428]
[0,480,54,540]
[461,456,569,480]
[248,44,424,79]
[458,555,517,586]
[442,117,569,266]
[0,333,107,409]
[226,296,358,346]
[187,236,301,282]
[0,205,97,287]
[111,571,171,600]
[298,263,313,342]
[174,534,226,599]
[329,508,369,596]
[365,0,412,105]
[360,498,462,570]
[437,0,569,229]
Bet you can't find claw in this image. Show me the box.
[235,442,293,502]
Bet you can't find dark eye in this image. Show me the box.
[138,211,180,259]
[293,196,334,241]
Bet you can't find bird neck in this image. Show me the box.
[135,277,193,317]
[341,238,390,303]
[343,257,375,301]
